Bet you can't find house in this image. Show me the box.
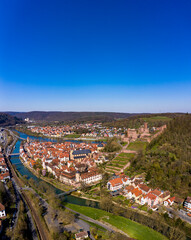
[0,203,6,218]
[123,185,134,197]
[138,184,151,194]
[144,192,159,208]
[107,178,123,192]
[150,189,162,204]
[0,172,10,182]
[97,143,104,151]
[131,188,142,201]
[80,170,102,185]
[140,195,147,205]
[184,197,191,212]
[75,231,89,240]
[160,191,170,202]
[164,196,175,207]
[122,176,130,186]
[60,172,75,185]
[127,187,142,201]
[132,179,143,188]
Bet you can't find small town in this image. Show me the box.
[1,1,191,239]
[1,117,191,240]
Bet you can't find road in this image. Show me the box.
[166,206,191,224]
[3,129,49,240]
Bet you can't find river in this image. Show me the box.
[10,131,99,207]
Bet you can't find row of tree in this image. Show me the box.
[99,196,186,240]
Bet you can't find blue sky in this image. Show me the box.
[0,0,191,112]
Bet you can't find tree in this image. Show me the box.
[112,204,124,216]
[0,182,6,203]
[100,197,113,212]
[80,182,90,193]
[104,137,122,152]
[57,209,75,224]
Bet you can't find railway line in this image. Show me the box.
[5,154,49,240]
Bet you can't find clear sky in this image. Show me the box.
[0,0,191,112]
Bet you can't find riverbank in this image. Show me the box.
[65,203,167,240]
[20,156,73,192]
[20,156,102,203]
[16,127,106,143]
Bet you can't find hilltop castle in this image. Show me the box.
[123,122,166,143]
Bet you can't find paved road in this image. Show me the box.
[166,206,191,224]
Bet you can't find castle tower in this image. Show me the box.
[75,171,80,182]
[144,122,148,130]
[127,128,130,138]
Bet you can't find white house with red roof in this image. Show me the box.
[164,196,175,206]
[138,184,151,194]
[107,178,123,191]
[127,187,142,200]
[141,192,159,208]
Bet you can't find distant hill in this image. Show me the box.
[103,113,184,128]
[129,114,191,197]
[0,113,24,127]
[6,111,139,123]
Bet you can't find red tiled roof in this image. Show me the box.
[109,178,123,187]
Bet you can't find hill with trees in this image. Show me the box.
[6,111,139,123]
[103,113,184,129]
[0,113,24,127]
[128,114,191,197]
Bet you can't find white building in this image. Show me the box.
[0,203,6,218]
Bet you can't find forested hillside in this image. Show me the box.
[6,111,137,122]
[129,114,191,197]
[0,113,24,127]
[103,113,184,129]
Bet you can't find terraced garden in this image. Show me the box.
[105,153,135,174]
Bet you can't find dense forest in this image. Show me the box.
[0,113,24,127]
[6,111,138,122]
[129,114,191,197]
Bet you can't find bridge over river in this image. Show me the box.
[57,188,78,197]
[9,153,20,156]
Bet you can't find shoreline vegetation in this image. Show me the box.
[16,126,107,142]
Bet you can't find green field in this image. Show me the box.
[66,203,167,240]
[126,141,147,151]
[141,116,172,122]
[63,134,81,138]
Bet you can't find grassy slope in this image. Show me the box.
[66,203,167,240]
[141,116,172,122]
[126,141,148,151]
[63,134,81,138]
